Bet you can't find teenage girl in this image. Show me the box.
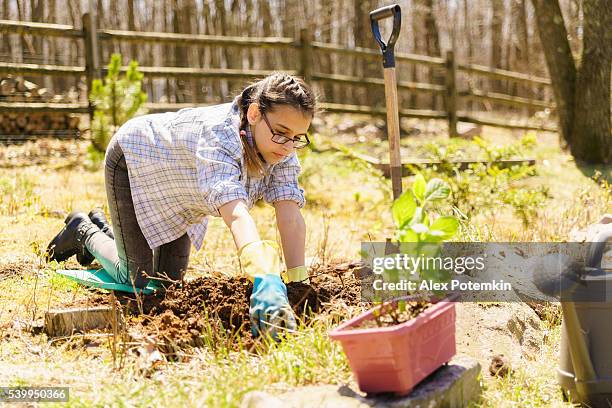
[47,72,316,338]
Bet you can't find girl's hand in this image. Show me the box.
[249,274,296,339]
[239,240,297,338]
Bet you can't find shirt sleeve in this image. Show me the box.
[263,153,306,208]
[196,124,248,217]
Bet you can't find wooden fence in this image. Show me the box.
[0,14,558,142]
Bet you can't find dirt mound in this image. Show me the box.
[0,261,34,279]
[105,263,364,354]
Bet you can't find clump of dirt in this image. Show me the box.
[92,263,365,354]
[0,261,34,279]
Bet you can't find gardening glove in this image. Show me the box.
[239,240,297,339]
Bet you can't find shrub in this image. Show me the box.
[88,53,147,152]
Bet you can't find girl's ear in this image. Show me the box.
[246,103,261,125]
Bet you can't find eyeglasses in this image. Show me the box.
[262,113,310,149]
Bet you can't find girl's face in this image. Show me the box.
[247,103,311,165]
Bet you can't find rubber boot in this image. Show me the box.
[46,212,101,263]
[75,208,115,266]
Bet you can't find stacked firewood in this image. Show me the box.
[0,76,81,137]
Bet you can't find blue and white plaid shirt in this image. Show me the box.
[112,99,305,250]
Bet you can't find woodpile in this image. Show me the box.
[0,75,81,138]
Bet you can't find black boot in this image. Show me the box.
[89,208,114,239]
[46,212,101,263]
[75,208,115,266]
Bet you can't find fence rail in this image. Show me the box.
[110,66,299,80]
[0,19,83,38]
[0,17,558,138]
[0,61,86,76]
[98,29,295,47]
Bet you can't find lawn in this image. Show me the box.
[0,114,609,407]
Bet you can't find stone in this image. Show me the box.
[455,302,543,371]
[488,354,512,377]
[240,391,284,408]
[241,355,481,408]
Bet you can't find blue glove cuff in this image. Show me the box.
[253,274,286,293]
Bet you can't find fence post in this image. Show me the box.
[445,50,458,138]
[82,12,100,126]
[299,28,312,84]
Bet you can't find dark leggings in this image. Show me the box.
[82,137,191,288]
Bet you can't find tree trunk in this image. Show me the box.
[173,0,189,103]
[245,0,254,70]
[45,0,55,91]
[319,0,334,102]
[532,0,611,163]
[514,0,531,101]
[423,0,442,110]
[490,0,504,92]
[203,0,219,102]
[215,0,229,98]
[95,0,105,58]
[570,0,611,163]
[411,1,425,109]
[128,0,138,59]
[163,0,173,101]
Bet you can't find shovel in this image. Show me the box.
[370,4,402,200]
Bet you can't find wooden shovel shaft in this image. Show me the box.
[383,67,402,200]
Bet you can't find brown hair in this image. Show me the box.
[236,72,317,177]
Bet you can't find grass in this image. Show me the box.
[0,116,610,406]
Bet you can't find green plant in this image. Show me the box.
[417,134,546,226]
[89,53,147,152]
[501,186,551,227]
[392,174,459,243]
[368,174,459,320]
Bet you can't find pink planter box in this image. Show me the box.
[329,296,457,395]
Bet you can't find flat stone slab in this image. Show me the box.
[242,354,481,408]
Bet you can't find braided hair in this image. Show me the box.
[236,72,317,177]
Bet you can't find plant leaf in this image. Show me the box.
[424,178,451,202]
[412,174,426,203]
[392,190,416,228]
[428,216,460,240]
[399,229,419,242]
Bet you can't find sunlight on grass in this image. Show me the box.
[0,123,609,407]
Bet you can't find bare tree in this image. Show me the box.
[490,0,504,92]
[532,0,611,163]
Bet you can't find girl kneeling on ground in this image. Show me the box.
[46,72,316,339]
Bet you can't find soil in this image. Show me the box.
[59,262,364,354]
[0,262,32,279]
[352,300,432,330]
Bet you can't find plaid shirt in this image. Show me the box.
[112,99,305,250]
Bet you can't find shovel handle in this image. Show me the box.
[370,4,401,68]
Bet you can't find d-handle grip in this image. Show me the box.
[369,4,401,68]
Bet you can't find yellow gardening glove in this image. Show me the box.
[286,266,310,284]
[238,240,281,281]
